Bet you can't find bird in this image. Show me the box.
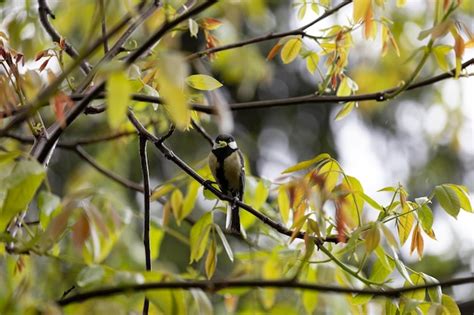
[208,134,245,235]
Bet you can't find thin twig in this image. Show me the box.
[73,145,144,192]
[186,0,353,60]
[139,135,151,315]
[99,0,109,53]
[191,119,213,146]
[57,275,474,306]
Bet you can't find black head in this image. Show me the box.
[213,134,238,151]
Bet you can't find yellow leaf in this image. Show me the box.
[335,102,355,121]
[171,189,183,224]
[297,4,307,20]
[157,53,190,130]
[280,38,302,64]
[189,213,212,263]
[107,70,131,129]
[433,45,452,71]
[353,0,371,23]
[365,224,380,253]
[305,52,319,74]
[282,153,331,174]
[182,181,200,220]
[336,77,351,96]
[397,204,414,246]
[278,185,290,223]
[396,0,406,7]
[186,74,223,91]
[151,184,175,201]
[205,239,217,279]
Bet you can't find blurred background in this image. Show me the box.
[1,0,473,311]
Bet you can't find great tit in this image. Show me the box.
[208,134,245,235]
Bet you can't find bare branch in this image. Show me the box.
[57,275,474,306]
[73,145,144,192]
[139,135,151,314]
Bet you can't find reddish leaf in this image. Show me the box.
[335,200,347,243]
[39,59,50,72]
[34,50,48,61]
[201,18,222,30]
[72,212,90,251]
[52,92,74,128]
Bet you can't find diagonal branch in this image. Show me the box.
[73,145,144,192]
[57,275,474,306]
[186,0,353,60]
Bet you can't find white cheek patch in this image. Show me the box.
[228,141,238,150]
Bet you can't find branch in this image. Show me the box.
[191,119,213,146]
[126,110,339,244]
[66,57,474,115]
[38,0,92,74]
[139,136,151,314]
[57,275,474,306]
[186,0,353,60]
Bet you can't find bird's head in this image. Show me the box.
[213,134,238,150]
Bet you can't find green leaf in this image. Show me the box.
[342,175,364,228]
[189,212,213,263]
[358,192,383,211]
[305,52,319,74]
[215,224,234,262]
[302,267,318,314]
[441,294,460,315]
[281,38,302,64]
[434,184,461,218]
[421,273,441,303]
[186,74,223,91]
[278,185,290,223]
[106,70,131,129]
[0,150,21,164]
[150,222,165,260]
[446,184,472,212]
[0,160,45,231]
[369,256,394,283]
[391,248,412,284]
[417,204,433,231]
[76,265,105,287]
[38,191,62,230]
[282,153,331,174]
[335,102,355,121]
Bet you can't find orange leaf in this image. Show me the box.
[201,18,222,30]
[267,43,283,61]
[52,92,74,128]
[335,200,347,243]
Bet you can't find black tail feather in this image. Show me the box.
[228,203,241,235]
